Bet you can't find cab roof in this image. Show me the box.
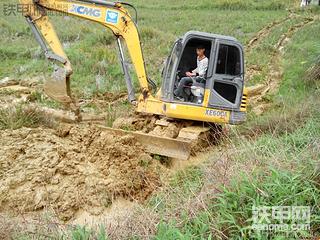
[183,31,239,43]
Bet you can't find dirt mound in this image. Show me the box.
[0,125,162,221]
[112,114,193,138]
[112,114,158,132]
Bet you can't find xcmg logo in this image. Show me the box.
[69,4,101,18]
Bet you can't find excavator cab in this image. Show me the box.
[161,31,247,124]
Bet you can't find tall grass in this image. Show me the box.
[152,111,320,239]
[305,57,320,87]
[153,168,320,239]
[212,168,320,239]
[131,0,296,11]
[70,225,107,240]
[212,0,290,11]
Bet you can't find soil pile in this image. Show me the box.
[112,114,188,138]
[0,125,162,221]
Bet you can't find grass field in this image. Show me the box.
[0,0,320,239]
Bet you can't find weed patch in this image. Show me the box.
[305,57,320,87]
[0,104,53,130]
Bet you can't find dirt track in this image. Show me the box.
[246,15,315,114]
[0,125,163,221]
[246,14,294,52]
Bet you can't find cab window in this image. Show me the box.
[216,44,241,76]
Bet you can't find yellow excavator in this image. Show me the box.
[20,0,248,159]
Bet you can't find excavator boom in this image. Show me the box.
[20,0,151,106]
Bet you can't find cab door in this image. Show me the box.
[208,40,244,110]
[161,39,183,101]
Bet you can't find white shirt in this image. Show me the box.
[193,57,208,77]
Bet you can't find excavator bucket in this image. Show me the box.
[44,67,73,104]
[98,126,193,160]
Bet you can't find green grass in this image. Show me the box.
[0,104,54,130]
[130,0,296,11]
[279,20,320,101]
[242,18,320,132]
[13,225,109,240]
[148,166,204,214]
[70,226,107,240]
[212,168,320,239]
[246,15,307,86]
[153,169,320,240]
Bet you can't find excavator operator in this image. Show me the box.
[174,45,208,101]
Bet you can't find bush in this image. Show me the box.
[305,57,320,87]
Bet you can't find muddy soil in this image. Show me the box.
[113,114,194,139]
[112,114,158,133]
[0,125,163,221]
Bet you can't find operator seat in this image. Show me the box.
[191,80,205,104]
